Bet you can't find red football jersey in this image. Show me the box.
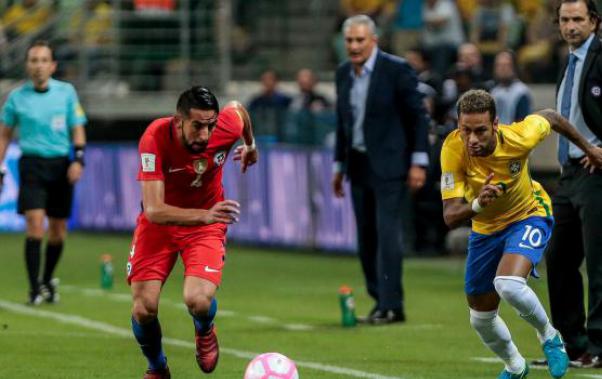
[137,105,243,210]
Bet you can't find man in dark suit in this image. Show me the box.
[332,15,430,324]
[543,0,602,368]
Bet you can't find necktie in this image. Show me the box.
[558,53,578,165]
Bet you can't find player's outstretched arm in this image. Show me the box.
[229,101,258,173]
[141,180,240,225]
[443,173,502,229]
[536,109,602,171]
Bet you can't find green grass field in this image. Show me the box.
[0,232,596,379]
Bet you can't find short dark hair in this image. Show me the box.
[556,0,601,34]
[176,86,219,118]
[26,40,55,61]
[457,89,497,122]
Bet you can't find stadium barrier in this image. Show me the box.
[0,143,357,253]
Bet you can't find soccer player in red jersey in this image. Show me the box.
[127,86,258,379]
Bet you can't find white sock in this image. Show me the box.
[494,275,557,343]
[469,308,526,373]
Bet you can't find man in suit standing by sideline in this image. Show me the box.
[332,14,430,324]
[538,0,602,368]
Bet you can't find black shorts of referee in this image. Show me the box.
[18,155,74,218]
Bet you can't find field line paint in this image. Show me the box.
[61,285,441,332]
[61,285,313,330]
[471,357,602,378]
[0,299,404,379]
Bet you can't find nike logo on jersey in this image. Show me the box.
[204,266,220,273]
[518,242,535,250]
[168,167,186,173]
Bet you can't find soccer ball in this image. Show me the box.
[244,352,299,379]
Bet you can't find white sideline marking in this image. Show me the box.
[62,285,312,330]
[0,300,404,379]
[472,357,602,378]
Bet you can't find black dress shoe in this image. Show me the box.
[370,309,406,325]
[570,353,595,368]
[357,306,379,324]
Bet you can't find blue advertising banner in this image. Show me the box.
[0,144,357,253]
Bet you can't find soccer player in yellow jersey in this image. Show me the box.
[440,90,602,379]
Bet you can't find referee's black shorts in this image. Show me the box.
[18,155,74,218]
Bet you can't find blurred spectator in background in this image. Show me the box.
[442,43,492,119]
[404,47,443,95]
[517,0,559,82]
[470,0,515,74]
[490,50,532,124]
[291,69,331,113]
[457,42,491,84]
[422,0,465,76]
[391,0,423,56]
[133,0,175,15]
[55,0,113,80]
[456,0,478,34]
[248,69,292,144]
[413,83,454,254]
[2,0,53,41]
[285,68,334,146]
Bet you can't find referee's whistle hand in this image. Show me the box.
[67,161,84,184]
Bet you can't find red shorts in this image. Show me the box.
[127,214,227,286]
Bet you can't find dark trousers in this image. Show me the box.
[348,150,406,311]
[546,162,602,357]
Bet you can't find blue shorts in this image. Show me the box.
[465,216,554,296]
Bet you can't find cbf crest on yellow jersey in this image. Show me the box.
[440,115,553,234]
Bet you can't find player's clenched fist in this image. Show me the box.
[477,173,503,208]
[203,199,241,225]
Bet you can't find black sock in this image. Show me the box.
[43,241,64,284]
[24,238,42,293]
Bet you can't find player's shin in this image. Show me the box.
[131,316,167,370]
[42,241,63,284]
[191,298,217,334]
[24,237,42,296]
[469,309,526,374]
[493,276,556,342]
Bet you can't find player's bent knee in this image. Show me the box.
[469,308,497,330]
[493,276,527,303]
[132,298,159,323]
[184,294,213,316]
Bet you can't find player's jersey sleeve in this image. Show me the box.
[508,114,551,152]
[217,105,244,145]
[137,127,165,181]
[1,91,17,128]
[66,84,87,128]
[440,133,466,200]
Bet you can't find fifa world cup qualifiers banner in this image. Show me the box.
[0,144,357,253]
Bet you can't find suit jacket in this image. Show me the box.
[556,36,602,140]
[334,50,430,180]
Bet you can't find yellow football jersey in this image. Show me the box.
[440,115,553,235]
